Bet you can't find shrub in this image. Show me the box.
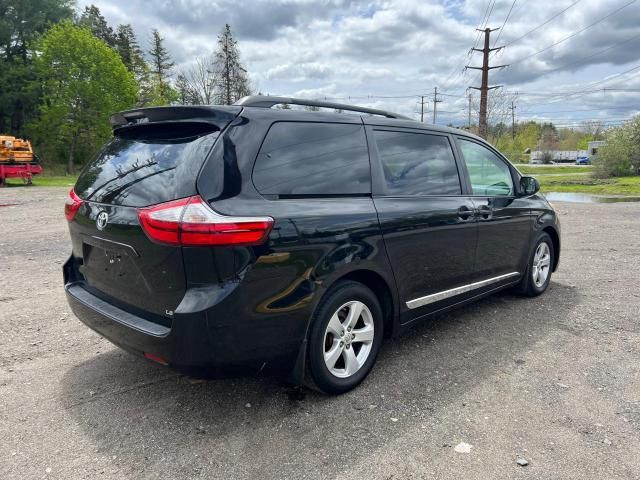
[593,116,640,178]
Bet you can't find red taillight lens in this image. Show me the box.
[137,195,274,247]
[64,189,84,221]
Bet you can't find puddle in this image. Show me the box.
[545,192,640,204]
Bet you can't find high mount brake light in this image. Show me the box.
[64,189,84,221]
[137,196,274,247]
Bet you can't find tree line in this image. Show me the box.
[0,1,252,172]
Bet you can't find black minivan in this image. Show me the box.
[64,96,560,394]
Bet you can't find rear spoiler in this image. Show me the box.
[110,105,242,131]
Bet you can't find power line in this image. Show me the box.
[492,0,518,48]
[441,0,497,91]
[503,0,583,48]
[474,0,497,49]
[319,86,640,103]
[519,116,632,122]
[509,0,638,66]
[579,64,640,89]
[519,106,640,114]
[525,65,640,105]
[538,31,640,77]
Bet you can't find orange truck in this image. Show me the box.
[0,135,43,186]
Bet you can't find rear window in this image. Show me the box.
[253,122,370,196]
[75,125,218,207]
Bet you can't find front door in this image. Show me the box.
[368,128,478,322]
[455,137,533,281]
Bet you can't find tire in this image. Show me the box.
[307,281,384,394]
[515,232,554,297]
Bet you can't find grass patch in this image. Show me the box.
[518,165,594,175]
[2,175,77,187]
[537,174,640,195]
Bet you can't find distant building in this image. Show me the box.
[588,140,605,156]
[530,141,606,163]
[530,149,588,163]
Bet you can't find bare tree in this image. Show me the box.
[470,88,518,140]
[580,120,605,139]
[178,56,217,105]
[213,24,251,104]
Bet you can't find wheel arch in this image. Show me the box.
[287,267,398,385]
[542,226,560,271]
[334,269,396,339]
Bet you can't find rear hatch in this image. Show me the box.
[67,106,240,320]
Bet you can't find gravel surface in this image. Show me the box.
[1,187,639,480]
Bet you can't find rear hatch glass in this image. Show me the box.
[75,122,219,207]
[69,122,221,319]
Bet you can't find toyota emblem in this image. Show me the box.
[96,211,109,231]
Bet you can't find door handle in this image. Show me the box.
[457,206,474,220]
[477,205,493,219]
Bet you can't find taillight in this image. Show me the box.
[137,195,274,247]
[64,189,84,221]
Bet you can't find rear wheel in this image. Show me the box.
[307,281,383,394]
[516,232,554,297]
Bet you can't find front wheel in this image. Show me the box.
[516,233,554,297]
[307,281,383,394]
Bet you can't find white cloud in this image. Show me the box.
[79,0,640,126]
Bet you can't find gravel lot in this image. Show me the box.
[1,186,639,480]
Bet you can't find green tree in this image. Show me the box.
[114,23,153,105]
[29,21,137,173]
[175,73,192,105]
[78,4,116,47]
[115,24,145,75]
[147,29,175,103]
[0,0,74,134]
[213,24,251,104]
[576,134,595,151]
[593,116,640,178]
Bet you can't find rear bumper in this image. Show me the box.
[63,257,304,375]
[66,281,209,368]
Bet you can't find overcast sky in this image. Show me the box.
[80,0,640,127]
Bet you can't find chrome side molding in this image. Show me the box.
[406,272,520,309]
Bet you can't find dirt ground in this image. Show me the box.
[1,186,639,480]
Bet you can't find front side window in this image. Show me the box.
[373,130,461,196]
[253,122,370,196]
[457,138,514,196]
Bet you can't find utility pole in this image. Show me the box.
[432,87,442,124]
[468,92,472,131]
[420,96,426,122]
[509,100,516,139]
[466,28,507,139]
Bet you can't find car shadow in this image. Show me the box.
[60,281,579,478]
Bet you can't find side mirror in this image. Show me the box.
[520,176,540,196]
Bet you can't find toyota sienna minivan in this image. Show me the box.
[64,95,560,394]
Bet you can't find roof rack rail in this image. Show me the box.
[233,95,411,120]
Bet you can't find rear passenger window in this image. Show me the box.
[253,122,370,196]
[373,130,461,196]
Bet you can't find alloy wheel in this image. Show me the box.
[532,242,551,288]
[322,301,375,378]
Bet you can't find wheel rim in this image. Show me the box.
[323,300,375,379]
[532,241,551,288]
